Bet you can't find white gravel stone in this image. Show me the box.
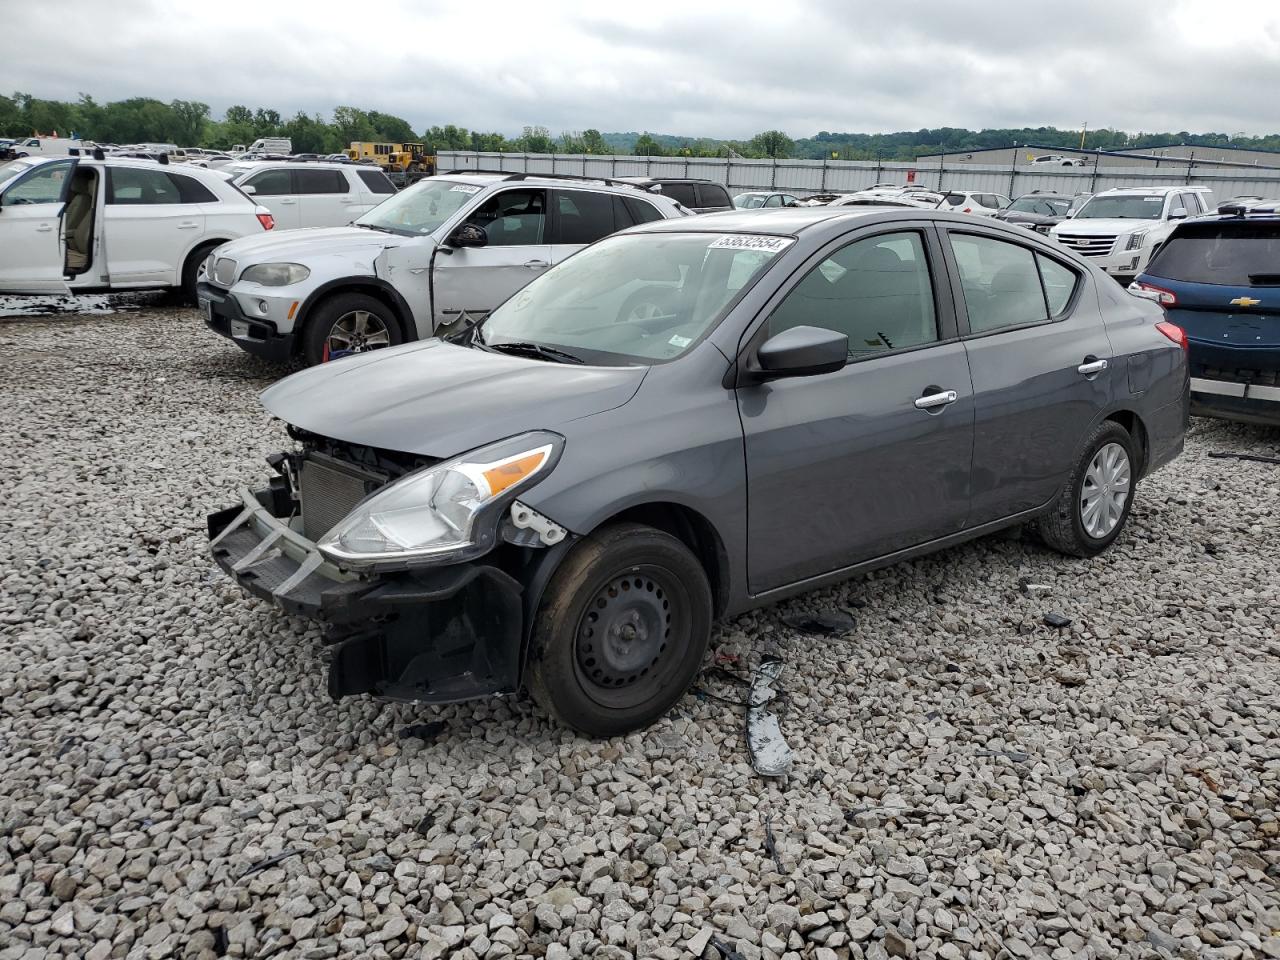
[0,308,1277,960]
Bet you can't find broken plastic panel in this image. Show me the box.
[746,655,793,777]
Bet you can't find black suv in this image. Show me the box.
[991,191,1088,234]
[616,177,734,214]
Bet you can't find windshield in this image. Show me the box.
[734,194,768,209]
[0,159,36,189]
[1076,195,1166,220]
[1009,196,1070,215]
[477,232,792,365]
[356,178,482,235]
[1147,223,1280,286]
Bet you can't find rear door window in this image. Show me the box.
[1146,224,1280,285]
[949,233,1050,333]
[555,189,620,244]
[295,169,348,194]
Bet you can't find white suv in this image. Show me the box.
[224,161,397,230]
[937,190,1010,217]
[1050,186,1213,282]
[199,172,688,365]
[0,154,274,301]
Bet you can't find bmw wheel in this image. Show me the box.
[303,293,403,366]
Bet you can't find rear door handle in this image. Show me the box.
[278,199,297,205]
[524,260,549,270]
[914,389,958,410]
[177,221,199,229]
[1078,357,1109,376]
[35,224,53,233]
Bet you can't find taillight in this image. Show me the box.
[1130,281,1176,306]
[256,212,275,231]
[1156,320,1188,351]
[963,207,972,213]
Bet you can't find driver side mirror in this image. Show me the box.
[240,184,256,195]
[751,325,848,381]
[1169,207,1188,220]
[449,223,488,248]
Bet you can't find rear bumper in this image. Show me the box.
[198,281,296,362]
[1189,380,1280,425]
[208,488,524,704]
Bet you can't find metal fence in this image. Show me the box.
[438,150,1280,202]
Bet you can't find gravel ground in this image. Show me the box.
[2,308,1278,960]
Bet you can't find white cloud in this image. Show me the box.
[3,0,1280,137]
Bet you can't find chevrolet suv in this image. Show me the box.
[198,173,688,365]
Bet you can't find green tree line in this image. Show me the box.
[4,92,1278,161]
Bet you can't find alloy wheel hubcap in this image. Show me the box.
[1080,442,1130,539]
[325,310,391,360]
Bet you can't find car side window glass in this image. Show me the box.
[169,174,217,204]
[556,190,617,245]
[357,170,396,195]
[243,169,294,197]
[695,184,729,208]
[296,169,348,194]
[764,194,782,207]
[659,183,698,206]
[108,167,181,205]
[950,234,1049,334]
[767,231,939,358]
[1037,255,1078,316]
[466,189,546,246]
[3,161,73,204]
[623,196,663,224]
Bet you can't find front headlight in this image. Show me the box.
[1125,231,1148,251]
[241,262,310,286]
[318,431,564,569]
[202,252,216,278]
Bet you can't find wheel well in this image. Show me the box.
[298,283,411,345]
[602,503,730,618]
[184,240,227,275]
[1106,410,1149,475]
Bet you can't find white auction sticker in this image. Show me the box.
[708,235,792,252]
[450,184,482,194]
[668,334,692,348]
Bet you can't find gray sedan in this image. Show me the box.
[209,207,1189,736]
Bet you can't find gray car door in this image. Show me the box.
[432,188,551,327]
[738,226,975,594]
[939,227,1113,524]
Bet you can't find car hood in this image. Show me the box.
[1054,218,1154,235]
[215,226,410,262]
[261,340,648,459]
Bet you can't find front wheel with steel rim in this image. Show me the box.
[1037,420,1138,557]
[302,292,403,366]
[528,522,713,737]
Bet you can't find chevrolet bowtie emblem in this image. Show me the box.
[1230,296,1261,307]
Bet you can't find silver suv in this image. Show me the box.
[197,172,689,364]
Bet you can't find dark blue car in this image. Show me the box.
[1133,203,1280,425]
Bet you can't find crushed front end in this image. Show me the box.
[208,428,567,704]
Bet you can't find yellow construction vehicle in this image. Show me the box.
[345,142,436,178]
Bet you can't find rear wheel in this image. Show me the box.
[528,522,712,737]
[1037,420,1137,557]
[302,293,402,365]
[181,242,221,305]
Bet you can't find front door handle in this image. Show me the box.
[524,260,549,270]
[177,221,199,229]
[914,389,958,410]
[35,223,53,232]
[278,199,297,205]
[1078,357,1109,376]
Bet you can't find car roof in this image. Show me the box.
[626,206,916,236]
[430,172,684,204]
[1096,185,1210,195]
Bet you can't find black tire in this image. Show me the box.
[616,285,678,325]
[527,522,712,737]
[1037,420,1138,557]
[302,292,403,366]
[181,243,221,306]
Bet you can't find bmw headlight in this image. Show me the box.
[241,262,310,286]
[1125,231,1148,251]
[202,252,216,278]
[318,431,564,569]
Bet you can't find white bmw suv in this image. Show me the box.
[0,154,273,301]
[198,172,688,365]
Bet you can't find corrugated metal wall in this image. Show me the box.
[438,151,1280,202]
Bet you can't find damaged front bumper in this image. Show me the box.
[208,488,524,704]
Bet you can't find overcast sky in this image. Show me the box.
[5,0,1280,138]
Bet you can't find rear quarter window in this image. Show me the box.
[695,183,731,208]
[1147,224,1280,285]
[357,169,396,195]
[658,183,698,206]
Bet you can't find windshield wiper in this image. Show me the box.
[355,223,394,233]
[484,341,585,364]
